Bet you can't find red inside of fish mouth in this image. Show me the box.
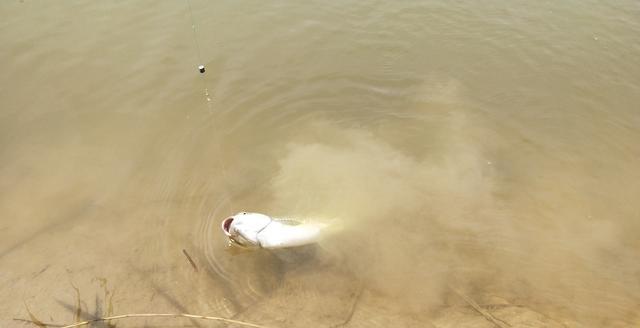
[222,217,234,234]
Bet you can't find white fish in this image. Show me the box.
[221,212,324,249]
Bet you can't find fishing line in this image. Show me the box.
[185,0,213,111]
[183,0,238,229]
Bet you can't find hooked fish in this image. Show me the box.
[221,212,324,249]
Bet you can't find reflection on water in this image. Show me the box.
[1,0,640,327]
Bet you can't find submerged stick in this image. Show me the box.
[448,286,511,328]
[182,249,199,272]
[331,282,364,328]
[56,313,271,328]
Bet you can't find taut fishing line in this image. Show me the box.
[185,0,213,112]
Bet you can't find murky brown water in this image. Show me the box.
[2,1,640,327]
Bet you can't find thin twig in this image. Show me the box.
[182,249,199,272]
[14,313,272,328]
[13,318,65,327]
[49,313,272,328]
[331,282,364,328]
[23,302,47,327]
[70,282,81,322]
[448,285,511,328]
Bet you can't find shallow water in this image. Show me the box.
[1,1,640,327]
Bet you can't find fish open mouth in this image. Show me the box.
[221,217,234,236]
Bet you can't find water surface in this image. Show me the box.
[1,1,639,327]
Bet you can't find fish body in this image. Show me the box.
[221,212,323,249]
